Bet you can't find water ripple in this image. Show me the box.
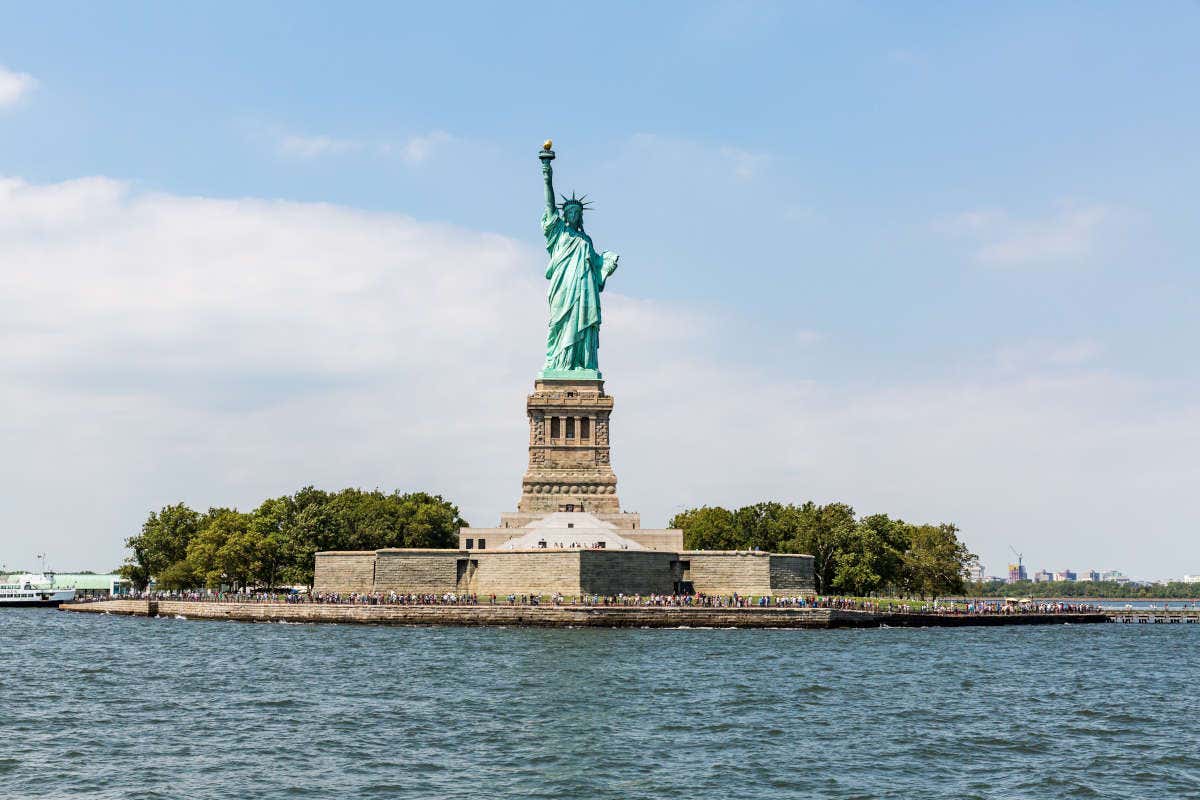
[3,610,1199,799]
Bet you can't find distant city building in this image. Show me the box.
[1083,570,1101,582]
[1033,569,1053,583]
[965,561,986,583]
[1007,563,1028,583]
[1180,574,1200,584]
[1099,570,1128,583]
[1053,570,1077,582]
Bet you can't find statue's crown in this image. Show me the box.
[558,191,593,212]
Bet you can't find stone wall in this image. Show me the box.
[470,551,583,595]
[458,527,683,553]
[60,600,1110,628]
[579,550,675,595]
[769,555,815,595]
[65,599,843,627]
[374,550,462,594]
[684,552,773,596]
[625,530,684,551]
[459,528,518,550]
[311,546,815,598]
[681,552,816,597]
[68,599,153,615]
[313,551,376,593]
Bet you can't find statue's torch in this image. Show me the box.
[539,138,555,164]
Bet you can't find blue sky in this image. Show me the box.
[1,2,1198,578]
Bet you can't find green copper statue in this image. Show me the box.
[538,141,619,379]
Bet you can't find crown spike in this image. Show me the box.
[557,190,594,213]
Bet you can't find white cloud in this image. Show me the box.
[615,356,1200,582]
[0,174,541,569]
[276,130,453,163]
[994,339,1104,371]
[277,134,362,158]
[381,130,452,165]
[0,66,37,108]
[936,202,1117,267]
[794,329,824,347]
[719,145,769,181]
[625,133,772,185]
[0,176,1195,580]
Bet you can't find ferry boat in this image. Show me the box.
[0,573,76,607]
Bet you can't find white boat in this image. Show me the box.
[0,573,76,607]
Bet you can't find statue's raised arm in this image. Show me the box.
[541,144,557,214]
[536,142,618,380]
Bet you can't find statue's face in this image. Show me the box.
[564,204,582,227]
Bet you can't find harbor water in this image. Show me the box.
[4,608,1198,799]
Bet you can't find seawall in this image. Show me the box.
[59,600,1109,629]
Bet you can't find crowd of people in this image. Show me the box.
[954,599,1103,614]
[79,589,1101,614]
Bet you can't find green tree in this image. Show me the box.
[121,487,470,590]
[283,496,342,587]
[901,523,974,598]
[671,500,974,598]
[155,559,201,591]
[781,502,857,594]
[974,580,1200,599]
[120,503,202,590]
[833,513,909,596]
[249,496,295,589]
[671,506,740,550]
[733,502,794,552]
[185,509,261,589]
[395,491,467,549]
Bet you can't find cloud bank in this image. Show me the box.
[0,176,1195,578]
[0,66,36,108]
[936,202,1118,267]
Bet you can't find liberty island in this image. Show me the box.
[60,146,1113,626]
[298,144,818,601]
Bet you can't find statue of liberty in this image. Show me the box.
[538,142,619,378]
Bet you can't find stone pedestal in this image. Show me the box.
[517,378,621,515]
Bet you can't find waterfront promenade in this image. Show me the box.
[1106,608,1200,624]
[60,598,1108,628]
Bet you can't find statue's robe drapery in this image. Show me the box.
[541,208,618,372]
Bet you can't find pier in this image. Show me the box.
[59,599,1109,629]
[1104,609,1200,624]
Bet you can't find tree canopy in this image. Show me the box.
[671,502,974,598]
[119,487,466,590]
[972,579,1200,599]
[121,490,975,598]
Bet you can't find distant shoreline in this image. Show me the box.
[955,596,1200,602]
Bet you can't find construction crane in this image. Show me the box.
[1009,545,1025,580]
